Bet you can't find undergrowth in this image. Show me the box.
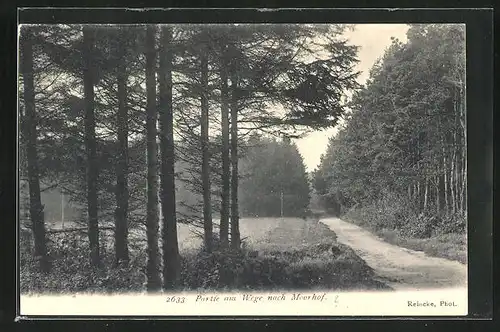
[20,219,390,294]
[180,239,388,291]
[342,195,467,264]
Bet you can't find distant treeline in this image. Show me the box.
[22,135,311,225]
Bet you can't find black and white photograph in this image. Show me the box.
[18,19,468,316]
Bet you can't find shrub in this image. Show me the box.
[433,212,467,235]
[343,191,466,239]
[400,213,438,238]
[180,247,291,290]
[20,232,146,294]
[178,240,386,291]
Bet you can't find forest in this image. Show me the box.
[19,23,467,293]
[313,24,467,262]
[20,24,389,293]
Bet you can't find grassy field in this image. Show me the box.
[177,217,337,252]
[241,217,337,250]
[44,217,336,253]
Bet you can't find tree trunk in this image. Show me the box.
[230,63,241,250]
[200,49,213,251]
[455,146,461,213]
[114,31,130,266]
[435,176,440,214]
[416,180,421,211]
[451,154,456,215]
[145,25,161,291]
[219,49,230,249]
[460,86,467,214]
[20,28,50,273]
[443,153,449,215]
[82,26,100,268]
[158,26,180,290]
[423,177,429,212]
[455,144,461,213]
[461,137,467,215]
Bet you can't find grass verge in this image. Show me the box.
[342,214,467,264]
[375,229,466,264]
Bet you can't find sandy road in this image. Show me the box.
[320,217,467,291]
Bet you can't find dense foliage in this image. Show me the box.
[313,25,466,237]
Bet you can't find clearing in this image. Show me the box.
[176,217,335,252]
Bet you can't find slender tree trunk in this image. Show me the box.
[435,113,441,214]
[219,49,230,249]
[423,177,429,212]
[455,144,461,213]
[416,180,421,211]
[461,138,467,215]
[230,63,240,250]
[443,153,449,215]
[456,147,461,213]
[450,144,456,215]
[416,138,422,211]
[435,176,440,214]
[21,28,50,273]
[82,26,100,268]
[158,26,180,290]
[451,120,458,216]
[460,86,467,214]
[145,25,161,291]
[114,32,130,265]
[200,49,213,251]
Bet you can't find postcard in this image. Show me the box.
[17,18,468,317]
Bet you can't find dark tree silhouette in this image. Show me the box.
[20,27,51,273]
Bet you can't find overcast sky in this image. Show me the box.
[295,24,409,172]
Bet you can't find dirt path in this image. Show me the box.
[320,217,467,290]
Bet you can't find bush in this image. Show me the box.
[400,213,437,238]
[20,232,146,294]
[180,247,290,290]
[344,191,466,239]
[433,212,466,235]
[179,241,389,291]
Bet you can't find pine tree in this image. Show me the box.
[218,42,231,249]
[114,28,130,265]
[200,41,213,251]
[20,26,51,273]
[229,51,241,249]
[145,25,161,291]
[158,26,180,290]
[82,26,101,267]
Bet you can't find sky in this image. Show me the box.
[295,24,409,172]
